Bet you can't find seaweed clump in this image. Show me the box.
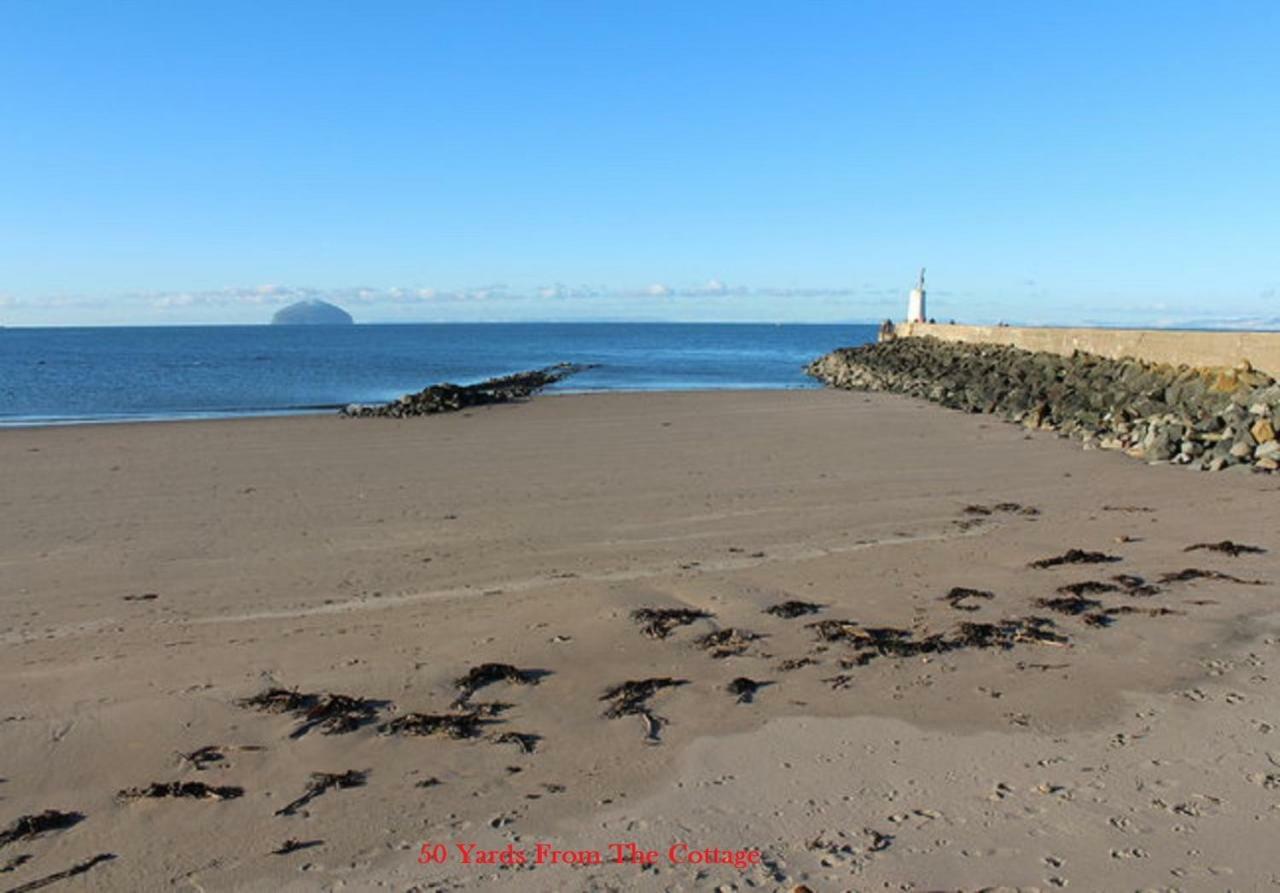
[954,618,1067,648]
[942,587,995,611]
[178,745,227,770]
[1112,574,1161,597]
[238,688,314,714]
[600,678,688,743]
[276,770,367,817]
[1,854,32,873]
[1036,594,1104,616]
[810,617,1066,667]
[491,731,541,754]
[118,781,243,801]
[764,600,824,619]
[1157,568,1265,585]
[1084,604,1185,628]
[694,628,762,658]
[4,853,115,890]
[1030,549,1122,569]
[631,607,713,639]
[0,810,84,848]
[272,839,323,855]
[965,502,1039,517]
[810,621,948,663]
[1056,580,1120,597]
[726,677,770,704]
[1102,605,1184,619]
[601,678,688,718]
[237,688,383,738]
[453,663,545,704]
[1184,541,1266,557]
[379,712,488,740]
[291,694,381,738]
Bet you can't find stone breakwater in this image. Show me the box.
[341,363,590,418]
[808,337,1280,472]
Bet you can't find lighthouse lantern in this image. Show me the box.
[907,268,926,323]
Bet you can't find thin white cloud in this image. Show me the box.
[9,279,1278,329]
[138,285,518,310]
[9,280,879,319]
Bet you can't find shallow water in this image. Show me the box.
[0,322,874,426]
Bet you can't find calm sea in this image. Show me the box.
[0,323,875,426]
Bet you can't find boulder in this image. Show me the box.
[806,337,1279,474]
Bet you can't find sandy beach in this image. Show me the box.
[3,389,1279,892]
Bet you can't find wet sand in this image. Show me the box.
[2,390,1278,891]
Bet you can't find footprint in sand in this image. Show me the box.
[1110,847,1149,859]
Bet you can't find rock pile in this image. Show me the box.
[807,337,1280,472]
[341,363,591,418]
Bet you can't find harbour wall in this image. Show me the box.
[889,323,1280,378]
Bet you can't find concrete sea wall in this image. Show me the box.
[891,323,1280,379]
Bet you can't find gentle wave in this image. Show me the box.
[0,322,876,426]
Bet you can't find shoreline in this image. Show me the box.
[3,389,1278,890]
[0,384,829,430]
[0,322,865,430]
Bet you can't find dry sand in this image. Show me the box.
[1,389,1278,892]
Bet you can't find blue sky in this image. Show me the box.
[1,1,1277,326]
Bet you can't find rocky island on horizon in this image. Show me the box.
[270,299,354,326]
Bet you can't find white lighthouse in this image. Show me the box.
[906,267,926,323]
